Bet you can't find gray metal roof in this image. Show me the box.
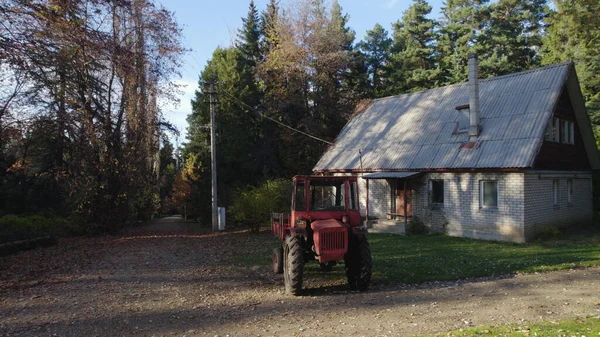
[362,171,421,179]
[314,63,573,172]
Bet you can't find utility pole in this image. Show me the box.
[209,78,218,232]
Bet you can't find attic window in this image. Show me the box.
[455,104,470,132]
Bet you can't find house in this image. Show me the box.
[313,54,599,243]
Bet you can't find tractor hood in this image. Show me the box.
[311,218,345,232]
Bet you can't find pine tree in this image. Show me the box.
[478,0,548,77]
[437,0,489,85]
[359,23,392,97]
[387,0,439,94]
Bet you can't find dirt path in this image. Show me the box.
[1,216,599,337]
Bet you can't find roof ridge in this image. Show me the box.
[372,62,572,102]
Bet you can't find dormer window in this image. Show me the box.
[455,104,470,133]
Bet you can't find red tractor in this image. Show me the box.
[271,175,372,295]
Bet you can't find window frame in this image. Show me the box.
[567,179,573,205]
[457,108,470,132]
[552,179,559,207]
[552,118,560,142]
[429,179,444,205]
[479,180,498,209]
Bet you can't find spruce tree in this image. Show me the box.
[542,0,600,143]
[237,1,261,68]
[359,23,392,97]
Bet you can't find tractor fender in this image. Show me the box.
[286,227,307,237]
[351,226,368,240]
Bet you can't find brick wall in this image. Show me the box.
[336,170,593,243]
[412,172,526,242]
[357,177,391,219]
[523,172,593,239]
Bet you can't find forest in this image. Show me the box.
[1,0,599,237]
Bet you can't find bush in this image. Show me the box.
[0,214,84,244]
[230,179,293,232]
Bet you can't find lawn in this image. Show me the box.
[424,317,600,337]
[235,226,600,284]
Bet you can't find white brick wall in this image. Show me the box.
[523,172,593,239]
[337,171,593,243]
[357,177,391,219]
[412,172,526,242]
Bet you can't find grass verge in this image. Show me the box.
[424,316,600,337]
[234,227,600,284]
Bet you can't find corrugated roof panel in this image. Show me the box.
[475,140,506,167]
[313,63,571,172]
[506,113,537,140]
[361,148,386,169]
[409,144,441,169]
[389,146,421,170]
[451,145,483,168]
[430,143,461,168]
[479,116,511,141]
[527,64,568,92]
[416,122,444,145]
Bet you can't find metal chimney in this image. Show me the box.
[468,53,480,139]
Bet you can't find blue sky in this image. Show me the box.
[161,0,445,145]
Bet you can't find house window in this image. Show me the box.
[294,181,306,211]
[553,180,559,206]
[480,180,498,208]
[552,118,560,142]
[429,180,444,204]
[567,179,573,205]
[561,120,575,145]
[457,108,469,132]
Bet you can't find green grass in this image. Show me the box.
[369,230,600,283]
[423,317,600,337]
[233,226,600,284]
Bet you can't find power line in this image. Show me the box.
[220,90,334,146]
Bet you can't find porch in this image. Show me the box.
[363,171,420,235]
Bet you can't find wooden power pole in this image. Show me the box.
[209,79,218,232]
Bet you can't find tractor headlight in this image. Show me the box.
[295,219,307,229]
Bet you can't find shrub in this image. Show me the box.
[230,179,292,232]
[0,214,84,244]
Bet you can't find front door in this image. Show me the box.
[396,181,412,217]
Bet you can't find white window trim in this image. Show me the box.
[553,179,559,207]
[552,118,560,142]
[479,180,498,209]
[569,121,575,144]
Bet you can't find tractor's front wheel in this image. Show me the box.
[345,236,372,291]
[273,247,283,274]
[283,235,304,295]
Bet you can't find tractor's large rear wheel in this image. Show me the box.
[345,236,372,291]
[283,235,304,295]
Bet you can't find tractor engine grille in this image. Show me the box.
[319,231,346,251]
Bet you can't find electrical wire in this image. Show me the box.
[219,90,334,145]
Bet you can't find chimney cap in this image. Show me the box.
[468,53,478,60]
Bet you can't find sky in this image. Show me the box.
[161,0,446,146]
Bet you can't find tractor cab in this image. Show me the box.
[291,175,362,229]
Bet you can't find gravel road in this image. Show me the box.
[1,216,599,336]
